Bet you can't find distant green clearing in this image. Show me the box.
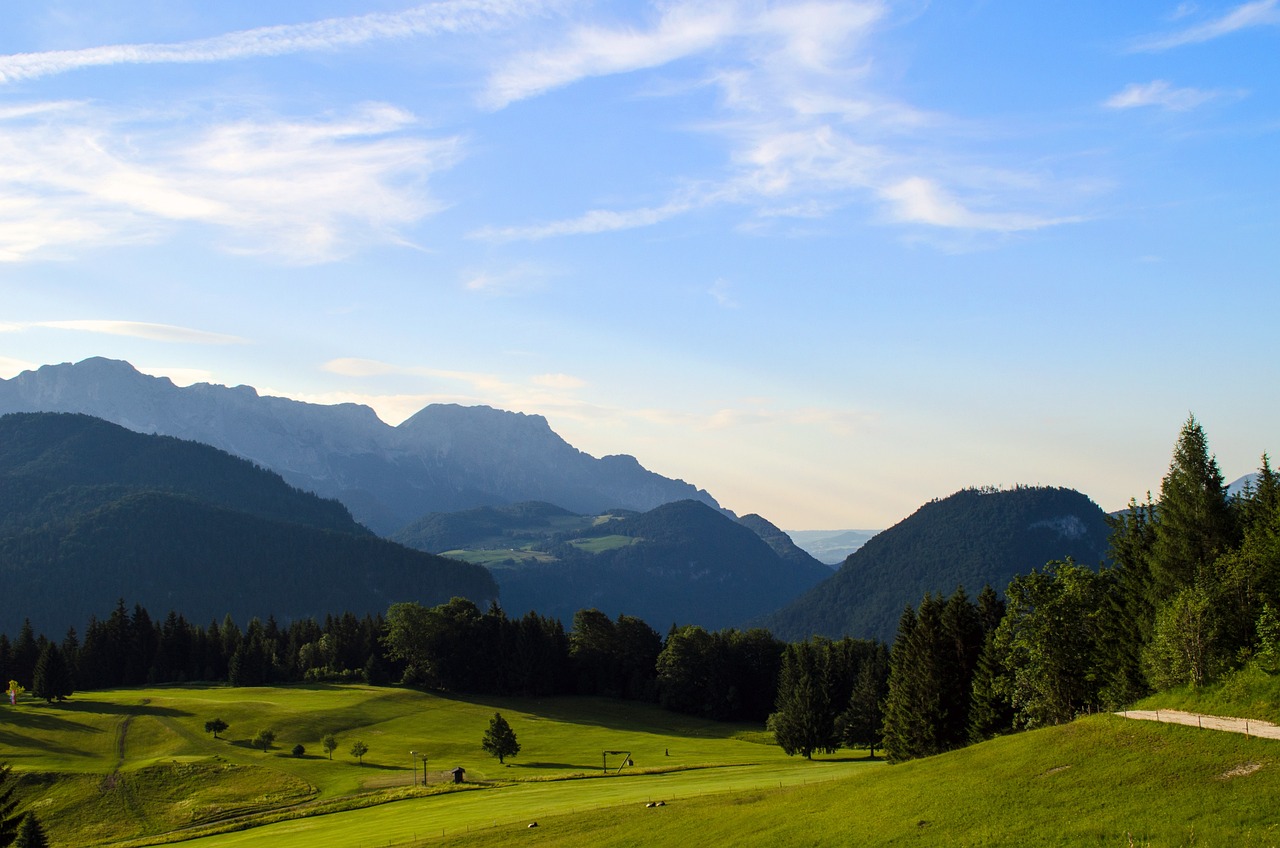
[568,535,640,554]
[442,549,559,566]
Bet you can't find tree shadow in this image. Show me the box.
[509,761,598,770]
[1,707,101,734]
[56,700,190,719]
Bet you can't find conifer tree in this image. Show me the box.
[838,642,889,757]
[0,763,22,847]
[1149,415,1236,602]
[882,598,951,763]
[939,588,984,749]
[1098,496,1157,706]
[13,812,46,848]
[31,643,73,704]
[768,640,837,759]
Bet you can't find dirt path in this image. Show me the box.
[1116,709,1280,740]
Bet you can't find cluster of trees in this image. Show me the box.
[0,603,392,697]
[877,416,1280,763]
[0,596,794,729]
[767,637,889,758]
[382,600,792,721]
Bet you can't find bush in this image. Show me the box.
[292,744,305,757]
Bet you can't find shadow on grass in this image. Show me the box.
[0,728,97,758]
[57,699,190,719]
[2,706,103,734]
[511,762,599,770]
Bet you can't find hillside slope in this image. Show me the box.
[759,486,1112,642]
[0,412,497,634]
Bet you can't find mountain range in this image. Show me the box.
[0,412,497,635]
[0,358,720,536]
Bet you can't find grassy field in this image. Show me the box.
[0,684,871,846]
[7,672,1280,847]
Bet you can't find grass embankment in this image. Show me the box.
[424,715,1280,848]
[0,684,868,846]
[1135,664,1280,724]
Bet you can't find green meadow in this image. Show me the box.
[0,684,868,846]
[4,678,1280,847]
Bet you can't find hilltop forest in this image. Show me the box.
[2,415,1275,770]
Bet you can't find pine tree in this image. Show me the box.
[882,601,950,763]
[1098,496,1157,706]
[939,588,984,750]
[0,763,22,847]
[1149,415,1236,602]
[13,812,46,848]
[838,642,889,758]
[767,640,837,759]
[31,643,73,704]
[481,713,520,764]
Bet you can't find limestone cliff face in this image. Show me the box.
[0,357,720,534]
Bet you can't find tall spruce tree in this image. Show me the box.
[31,643,73,703]
[1097,496,1157,706]
[838,642,889,758]
[1149,415,1236,603]
[768,639,837,759]
[882,597,950,763]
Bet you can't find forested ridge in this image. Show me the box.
[398,498,833,631]
[761,485,1112,642]
[0,412,497,634]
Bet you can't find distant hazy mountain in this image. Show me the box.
[395,499,833,630]
[0,358,721,535]
[785,528,879,565]
[758,486,1113,643]
[0,412,497,635]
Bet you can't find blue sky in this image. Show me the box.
[1,1,1276,529]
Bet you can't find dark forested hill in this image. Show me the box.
[0,412,497,634]
[738,513,831,574]
[395,499,832,630]
[758,486,1112,643]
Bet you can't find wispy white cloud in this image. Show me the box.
[461,263,552,294]
[879,177,1080,232]
[1131,0,1280,51]
[0,101,461,263]
[531,373,586,390]
[1104,80,1233,111]
[483,1,739,109]
[473,199,696,240]
[33,320,250,344]
[709,278,739,308]
[475,0,1080,240]
[0,0,545,84]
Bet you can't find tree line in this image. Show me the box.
[0,594,890,729]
